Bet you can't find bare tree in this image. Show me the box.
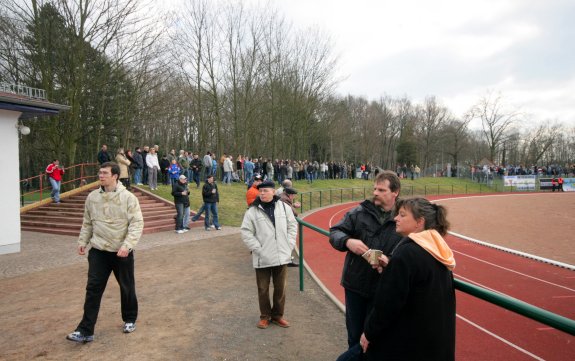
[414,96,450,171]
[442,116,471,172]
[469,91,521,162]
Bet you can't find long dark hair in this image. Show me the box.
[395,197,450,236]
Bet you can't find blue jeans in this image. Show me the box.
[133,168,142,184]
[49,178,61,202]
[192,203,205,221]
[244,170,253,184]
[183,206,190,228]
[204,202,220,229]
[306,172,313,183]
[203,167,211,181]
[336,344,363,361]
[345,289,374,348]
[223,171,231,184]
[175,203,189,230]
[192,170,201,187]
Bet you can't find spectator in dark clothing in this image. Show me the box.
[330,171,403,358]
[358,198,455,361]
[159,155,171,185]
[97,145,111,164]
[201,175,221,231]
[171,175,190,234]
[132,147,144,185]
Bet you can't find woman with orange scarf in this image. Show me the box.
[359,198,456,361]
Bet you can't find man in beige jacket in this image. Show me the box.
[66,162,144,343]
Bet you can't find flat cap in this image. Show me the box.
[257,180,275,189]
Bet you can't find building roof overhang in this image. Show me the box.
[0,92,70,119]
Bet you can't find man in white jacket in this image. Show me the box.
[241,180,297,329]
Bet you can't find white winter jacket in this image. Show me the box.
[241,197,297,268]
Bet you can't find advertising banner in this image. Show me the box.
[562,178,575,192]
[504,175,536,190]
[539,177,574,191]
[539,178,553,190]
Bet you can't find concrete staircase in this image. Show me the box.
[21,187,198,236]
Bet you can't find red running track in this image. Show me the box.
[300,200,575,361]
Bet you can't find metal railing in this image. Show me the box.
[295,218,575,336]
[0,82,47,100]
[19,163,99,205]
[296,183,547,213]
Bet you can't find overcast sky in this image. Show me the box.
[162,0,574,126]
[270,0,574,126]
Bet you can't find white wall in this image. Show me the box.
[0,109,23,254]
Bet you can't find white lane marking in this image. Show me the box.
[435,193,570,202]
[453,249,575,293]
[456,274,507,294]
[328,205,356,228]
[448,231,575,271]
[456,314,545,361]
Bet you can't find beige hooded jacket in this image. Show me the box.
[78,182,144,252]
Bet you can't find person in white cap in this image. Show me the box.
[172,174,190,234]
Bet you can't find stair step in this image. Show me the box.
[21,220,81,230]
[21,214,84,222]
[20,185,186,236]
[21,226,82,237]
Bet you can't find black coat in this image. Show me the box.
[171,181,190,207]
[329,200,402,297]
[190,158,203,172]
[132,151,144,169]
[97,150,111,164]
[364,238,456,361]
[201,182,219,203]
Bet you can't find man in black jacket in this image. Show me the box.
[190,153,203,188]
[97,144,111,165]
[201,175,221,231]
[132,147,144,185]
[172,175,190,234]
[329,170,402,353]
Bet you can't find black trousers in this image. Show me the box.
[345,289,374,348]
[76,248,138,335]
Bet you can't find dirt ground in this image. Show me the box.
[0,229,347,361]
[436,192,575,265]
[3,192,572,361]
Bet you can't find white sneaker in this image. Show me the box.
[182,229,189,233]
[175,230,185,234]
[66,331,94,343]
[210,225,216,229]
[123,322,136,333]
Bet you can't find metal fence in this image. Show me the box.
[295,218,575,336]
[296,182,549,214]
[0,82,47,100]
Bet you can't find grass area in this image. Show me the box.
[150,176,506,227]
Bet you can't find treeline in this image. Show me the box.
[1,0,573,178]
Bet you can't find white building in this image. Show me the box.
[0,83,69,255]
